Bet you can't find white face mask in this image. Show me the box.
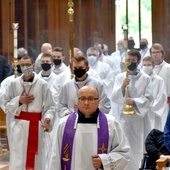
[142,66,153,75]
[21,66,33,76]
[87,55,97,66]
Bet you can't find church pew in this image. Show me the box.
[156,157,169,170]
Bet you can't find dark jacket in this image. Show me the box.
[0,55,10,83]
[141,129,170,169]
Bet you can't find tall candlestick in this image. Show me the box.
[121,24,135,115]
[12,23,19,59]
[122,24,128,52]
[68,0,74,75]
[12,23,19,78]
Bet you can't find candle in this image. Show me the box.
[12,23,19,59]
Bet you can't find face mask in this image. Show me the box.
[21,66,33,76]
[53,59,62,66]
[74,69,86,78]
[16,64,22,73]
[118,46,124,53]
[41,63,51,71]
[127,62,137,71]
[128,40,135,50]
[142,66,153,75]
[87,55,97,66]
[140,43,147,50]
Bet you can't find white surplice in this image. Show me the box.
[1,73,55,170]
[50,69,101,121]
[0,75,17,149]
[111,71,152,170]
[51,63,69,75]
[89,61,114,99]
[154,60,170,97]
[38,71,57,89]
[49,113,130,170]
[144,72,167,139]
[58,74,111,118]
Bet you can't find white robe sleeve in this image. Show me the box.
[99,116,130,170]
[132,76,152,117]
[111,73,126,105]
[58,84,73,117]
[96,80,111,114]
[49,117,67,170]
[1,80,23,115]
[151,78,167,117]
[0,76,13,109]
[42,83,55,122]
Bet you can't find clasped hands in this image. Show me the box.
[19,94,50,131]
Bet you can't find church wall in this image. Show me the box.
[152,0,170,63]
[0,0,116,65]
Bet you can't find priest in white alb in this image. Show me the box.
[49,86,130,170]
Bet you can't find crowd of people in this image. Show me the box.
[0,38,170,170]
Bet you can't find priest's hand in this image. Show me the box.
[92,155,102,169]
[123,77,130,87]
[19,94,35,104]
[65,112,71,116]
[42,118,50,131]
[126,98,134,105]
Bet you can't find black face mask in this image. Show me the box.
[140,43,147,50]
[74,69,86,78]
[127,62,137,71]
[41,63,51,71]
[16,64,22,73]
[53,59,62,66]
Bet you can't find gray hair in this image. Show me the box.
[17,47,27,59]
[86,47,100,56]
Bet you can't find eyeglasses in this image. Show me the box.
[78,97,99,102]
[151,51,161,55]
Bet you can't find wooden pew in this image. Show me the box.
[156,157,169,170]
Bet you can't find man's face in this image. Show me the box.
[77,88,99,116]
[41,56,52,65]
[87,51,98,59]
[72,60,87,70]
[52,51,64,61]
[151,47,163,63]
[127,55,139,64]
[20,58,33,67]
[20,58,34,76]
[44,45,52,54]
[140,39,148,45]
[142,60,153,67]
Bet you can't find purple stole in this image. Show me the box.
[61,111,109,170]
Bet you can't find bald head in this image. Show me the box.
[140,38,148,45]
[117,39,124,46]
[41,43,52,54]
[78,86,98,98]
